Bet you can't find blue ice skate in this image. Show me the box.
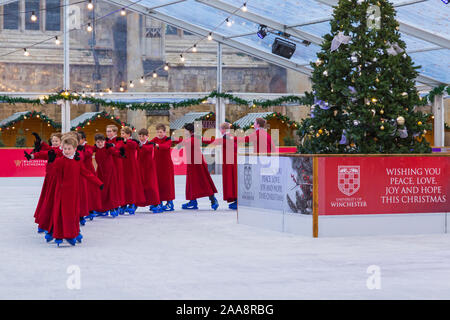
[228,201,237,210]
[66,238,76,246]
[76,233,83,243]
[149,204,156,210]
[119,206,126,215]
[109,209,117,218]
[45,232,54,243]
[126,204,137,215]
[162,200,174,212]
[55,239,63,246]
[37,227,45,233]
[181,200,198,210]
[210,196,219,211]
[151,203,163,213]
[88,212,98,220]
[80,217,86,226]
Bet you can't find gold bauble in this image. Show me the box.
[396,116,405,126]
[318,129,323,135]
[418,121,422,125]
[380,125,384,130]
[380,109,384,114]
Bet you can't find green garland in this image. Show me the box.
[0,90,314,111]
[239,111,300,131]
[422,85,450,103]
[0,110,61,130]
[71,111,135,131]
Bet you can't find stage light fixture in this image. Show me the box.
[257,25,267,39]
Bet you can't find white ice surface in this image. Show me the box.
[0,176,450,300]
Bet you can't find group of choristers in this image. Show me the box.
[25,117,274,247]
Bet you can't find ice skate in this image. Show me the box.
[80,217,86,226]
[126,204,137,215]
[37,227,45,233]
[228,201,237,210]
[162,200,174,212]
[55,239,63,247]
[181,200,198,210]
[66,238,76,246]
[151,203,163,213]
[76,233,83,243]
[210,196,219,211]
[45,232,54,243]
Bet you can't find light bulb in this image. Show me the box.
[180,54,185,62]
[164,63,169,71]
[55,36,60,45]
[23,48,29,56]
[242,3,247,12]
[31,11,37,22]
[129,81,134,88]
[87,0,94,10]
[120,8,126,16]
[87,23,93,32]
[119,86,124,92]
[140,76,145,84]
[152,71,158,78]
[207,33,212,41]
[226,18,232,27]
[192,44,197,52]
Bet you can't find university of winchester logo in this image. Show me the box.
[338,166,360,196]
[243,165,252,190]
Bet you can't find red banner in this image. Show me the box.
[318,156,450,215]
[0,149,46,177]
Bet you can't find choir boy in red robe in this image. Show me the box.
[106,125,127,214]
[119,126,146,214]
[93,133,124,217]
[236,117,276,154]
[150,124,175,212]
[77,131,102,220]
[48,136,103,246]
[175,123,218,210]
[207,122,238,210]
[24,132,63,234]
[137,128,162,213]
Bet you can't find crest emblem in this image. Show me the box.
[243,165,252,190]
[338,166,360,196]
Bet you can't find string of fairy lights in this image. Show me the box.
[0,0,250,94]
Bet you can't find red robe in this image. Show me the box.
[137,141,161,206]
[150,136,175,201]
[33,146,63,229]
[93,145,123,212]
[212,134,238,202]
[50,156,103,239]
[107,137,126,207]
[182,134,217,200]
[79,144,102,213]
[122,139,146,206]
[237,129,276,154]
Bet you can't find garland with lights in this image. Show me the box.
[422,85,450,104]
[72,111,135,131]
[0,91,314,111]
[0,110,61,131]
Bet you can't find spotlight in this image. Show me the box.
[257,25,267,39]
[441,0,448,4]
[271,37,296,59]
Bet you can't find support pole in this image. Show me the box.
[432,95,444,147]
[215,43,224,174]
[62,0,71,133]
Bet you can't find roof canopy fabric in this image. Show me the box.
[105,0,448,86]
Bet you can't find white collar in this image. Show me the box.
[64,153,74,159]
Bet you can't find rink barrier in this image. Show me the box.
[237,153,450,237]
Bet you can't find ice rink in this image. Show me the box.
[1,176,449,300]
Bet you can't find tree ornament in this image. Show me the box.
[323,70,328,76]
[380,109,384,114]
[330,31,351,51]
[396,116,405,126]
[353,120,360,126]
[380,125,384,130]
[417,121,422,125]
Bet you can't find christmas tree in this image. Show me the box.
[298,0,431,154]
